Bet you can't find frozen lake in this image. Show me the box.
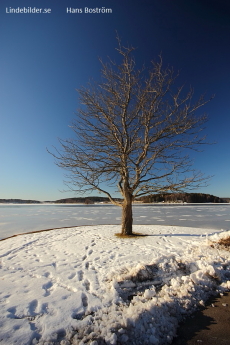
[1,203,230,240]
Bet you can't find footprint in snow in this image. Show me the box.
[78,270,84,281]
[83,279,90,291]
[82,292,88,307]
[28,299,38,315]
[68,273,76,280]
[40,302,48,313]
[7,307,18,318]
[42,281,53,297]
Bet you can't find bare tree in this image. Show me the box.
[50,40,212,235]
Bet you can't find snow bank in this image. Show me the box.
[0,225,229,345]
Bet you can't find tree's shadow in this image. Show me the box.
[115,233,212,238]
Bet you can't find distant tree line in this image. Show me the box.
[1,194,228,204]
[0,197,122,204]
[54,197,122,204]
[137,193,225,203]
[0,199,41,204]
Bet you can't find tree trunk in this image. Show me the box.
[121,200,133,235]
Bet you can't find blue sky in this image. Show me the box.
[0,0,230,201]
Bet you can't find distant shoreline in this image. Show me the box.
[1,193,229,204]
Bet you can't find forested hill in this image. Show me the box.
[0,197,120,204]
[137,193,227,203]
[0,196,118,204]
[0,199,41,204]
[54,197,126,204]
[54,197,116,204]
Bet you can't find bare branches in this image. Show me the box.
[49,39,212,207]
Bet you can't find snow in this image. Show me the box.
[0,218,230,344]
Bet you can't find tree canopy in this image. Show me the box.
[50,39,212,235]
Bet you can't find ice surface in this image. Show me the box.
[1,204,230,240]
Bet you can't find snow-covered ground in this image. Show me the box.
[0,220,230,344]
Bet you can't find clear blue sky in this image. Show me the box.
[0,0,230,201]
